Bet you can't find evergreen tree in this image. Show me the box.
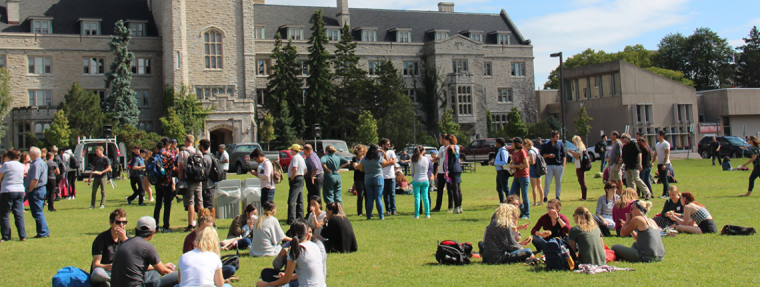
[546,115,561,131]
[438,108,460,136]
[43,110,71,149]
[736,26,760,87]
[163,85,213,136]
[61,82,104,145]
[0,68,12,145]
[103,20,139,127]
[415,56,451,134]
[331,23,369,139]
[504,107,528,138]
[265,33,299,147]
[526,120,553,139]
[355,110,378,144]
[159,108,185,141]
[305,9,334,138]
[259,113,276,151]
[573,106,593,143]
[371,60,416,147]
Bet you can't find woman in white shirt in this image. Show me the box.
[410,146,433,219]
[257,220,327,287]
[307,195,326,242]
[178,226,229,287]
[251,202,292,256]
[250,148,275,203]
[569,136,589,201]
[0,149,27,241]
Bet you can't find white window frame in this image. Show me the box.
[457,85,473,115]
[492,113,507,130]
[396,30,411,43]
[31,19,52,34]
[407,89,417,103]
[361,29,377,42]
[510,62,526,77]
[498,34,511,45]
[452,59,468,73]
[204,30,223,69]
[435,32,449,40]
[129,22,146,36]
[28,90,52,107]
[469,33,482,42]
[257,59,272,76]
[131,58,151,75]
[483,62,492,77]
[195,86,234,100]
[497,88,513,103]
[368,61,381,76]
[81,21,100,35]
[28,56,52,74]
[83,57,105,75]
[256,90,265,106]
[327,29,342,41]
[175,51,181,69]
[254,26,266,39]
[288,27,304,41]
[403,61,419,76]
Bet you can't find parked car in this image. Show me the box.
[74,136,128,180]
[403,145,437,159]
[227,143,280,174]
[305,139,353,159]
[279,150,294,170]
[460,138,512,164]
[587,139,612,162]
[698,136,751,159]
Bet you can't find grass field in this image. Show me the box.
[1,158,759,286]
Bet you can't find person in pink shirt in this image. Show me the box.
[612,188,638,236]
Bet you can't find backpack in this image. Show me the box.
[435,240,472,265]
[543,238,574,271]
[581,150,592,172]
[52,266,90,287]
[221,248,240,270]
[533,149,547,176]
[145,153,166,185]
[593,215,612,237]
[721,225,756,236]
[205,153,226,183]
[271,159,283,184]
[70,154,81,174]
[183,149,207,183]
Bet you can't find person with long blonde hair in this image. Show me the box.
[568,135,588,200]
[612,188,638,236]
[481,204,534,264]
[611,200,665,262]
[569,207,607,266]
[178,226,228,287]
[524,139,544,206]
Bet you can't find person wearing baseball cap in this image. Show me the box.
[509,137,531,219]
[110,216,179,287]
[287,144,307,224]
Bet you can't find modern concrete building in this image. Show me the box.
[697,88,760,139]
[0,0,535,149]
[536,60,698,150]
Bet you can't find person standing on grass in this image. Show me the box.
[90,208,129,286]
[110,216,179,287]
[710,137,722,166]
[611,200,665,262]
[65,148,78,200]
[740,136,760,197]
[0,149,27,242]
[621,133,652,199]
[154,138,176,233]
[218,144,229,172]
[637,137,654,197]
[432,134,452,212]
[569,206,607,266]
[44,152,59,212]
[142,149,154,202]
[251,148,275,203]
[351,145,367,217]
[491,138,510,204]
[509,138,530,219]
[525,139,544,206]
[178,135,204,233]
[410,146,433,219]
[445,134,464,214]
[608,131,624,195]
[303,144,324,217]
[540,131,566,202]
[127,145,147,206]
[355,144,392,220]
[25,147,49,239]
[379,138,398,215]
[321,145,349,205]
[568,136,588,201]
[596,135,608,172]
[652,130,672,199]
[287,144,306,225]
[88,146,111,209]
[199,139,217,221]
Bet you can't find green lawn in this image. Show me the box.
[2,158,758,286]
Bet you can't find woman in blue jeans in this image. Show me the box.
[356,144,393,220]
[638,138,653,197]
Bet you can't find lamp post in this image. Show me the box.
[550,52,566,143]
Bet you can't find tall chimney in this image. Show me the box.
[6,0,20,25]
[336,0,350,27]
[438,2,454,12]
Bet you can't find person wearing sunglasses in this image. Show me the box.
[91,208,130,286]
[595,182,620,230]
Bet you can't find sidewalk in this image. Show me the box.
[669,151,699,160]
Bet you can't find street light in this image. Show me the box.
[550,52,567,144]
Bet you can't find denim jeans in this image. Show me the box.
[712,152,722,166]
[364,176,385,220]
[510,177,530,218]
[544,165,564,199]
[142,270,178,287]
[601,214,615,230]
[640,167,652,196]
[0,192,26,240]
[498,248,534,264]
[383,178,396,213]
[28,187,49,237]
[412,181,430,217]
[657,164,670,196]
[599,152,607,172]
[496,170,509,203]
[261,188,275,204]
[222,265,236,279]
[287,176,304,225]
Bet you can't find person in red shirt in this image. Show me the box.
[530,199,571,252]
[508,138,531,219]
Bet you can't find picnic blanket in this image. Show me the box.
[574,264,635,275]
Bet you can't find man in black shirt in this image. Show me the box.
[91,208,130,286]
[596,135,608,172]
[111,216,178,287]
[45,152,59,212]
[621,133,651,199]
[88,146,111,209]
[540,131,566,202]
[710,137,722,166]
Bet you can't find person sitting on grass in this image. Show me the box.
[481,204,534,264]
[722,156,732,171]
[612,188,638,236]
[667,191,717,234]
[184,209,238,282]
[530,199,570,252]
[611,200,665,262]
[257,220,327,287]
[653,186,683,229]
[395,170,411,194]
[307,195,326,242]
[178,226,232,287]
[110,216,178,287]
[321,203,358,253]
[596,182,620,230]
[251,201,292,257]
[569,206,607,266]
[223,204,257,250]
[91,208,129,286]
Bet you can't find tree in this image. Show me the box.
[159,108,185,142]
[305,9,334,138]
[414,56,451,134]
[371,60,417,147]
[331,23,370,139]
[61,82,104,145]
[685,27,734,90]
[103,20,139,127]
[265,33,300,147]
[438,108,469,145]
[486,110,494,137]
[259,113,276,151]
[0,68,13,145]
[163,85,213,136]
[114,124,162,152]
[546,115,561,131]
[43,110,71,149]
[355,110,378,144]
[526,120,553,139]
[645,67,694,87]
[574,106,593,143]
[653,32,688,73]
[504,107,528,138]
[735,26,760,87]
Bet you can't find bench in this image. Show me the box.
[461,162,476,173]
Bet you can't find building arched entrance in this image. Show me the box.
[210,127,233,152]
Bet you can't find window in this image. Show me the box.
[591,76,601,98]
[601,74,611,97]
[130,58,151,75]
[130,22,145,36]
[723,116,731,136]
[457,86,473,115]
[32,20,52,34]
[135,90,149,107]
[87,90,106,102]
[497,88,513,103]
[255,26,265,39]
[578,77,589,99]
[498,34,510,45]
[138,122,154,131]
[403,62,418,76]
[0,56,4,68]
[288,28,304,40]
[175,51,181,69]
[35,123,50,139]
[510,62,525,77]
[327,29,341,41]
[407,89,417,103]
[483,62,492,76]
[83,58,105,75]
[361,30,376,42]
[256,90,265,106]
[565,79,576,101]
[204,30,223,69]
[452,60,468,73]
[634,104,653,124]
[195,86,234,100]
[492,113,507,130]
[28,56,51,74]
[675,104,693,124]
[257,59,272,76]
[81,21,100,35]
[435,32,449,40]
[397,31,411,43]
[301,61,309,76]
[469,33,482,42]
[16,123,30,149]
[28,90,52,107]
[368,61,380,76]
[613,72,622,95]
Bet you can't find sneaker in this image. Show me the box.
[358,214,363,217]
[163,228,173,233]
[426,215,430,218]
[89,205,95,210]
[520,216,530,220]
[150,198,155,202]
[447,209,453,213]
[48,209,57,212]
[138,203,147,206]
[392,211,397,216]
[659,195,669,199]
[414,216,419,219]
[126,197,132,205]
[33,234,49,239]
[100,205,105,209]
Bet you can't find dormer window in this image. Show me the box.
[281,25,304,40]
[255,24,266,39]
[428,29,449,41]
[29,17,53,34]
[355,27,377,42]
[326,28,342,41]
[128,20,147,36]
[391,28,412,43]
[79,19,101,35]
[461,30,484,42]
[490,31,511,45]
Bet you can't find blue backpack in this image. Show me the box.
[543,238,573,271]
[145,153,166,185]
[52,266,90,287]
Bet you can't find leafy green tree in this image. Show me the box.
[114,124,162,152]
[685,27,734,90]
[331,23,369,139]
[61,82,104,145]
[573,106,593,143]
[163,85,213,136]
[653,32,688,74]
[25,131,44,149]
[735,26,760,87]
[305,9,334,138]
[371,60,417,147]
[546,115,561,132]
[265,33,299,147]
[414,56,451,134]
[259,113,276,151]
[159,108,185,142]
[438,108,459,136]
[0,68,12,145]
[103,20,139,127]
[504,107,528,138]
[486,110,494,137]
[355,110,378,144]
[526,120,553,139]
[43,110,71,149]
[645,67,694,87]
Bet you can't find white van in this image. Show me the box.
[73,136,127,180]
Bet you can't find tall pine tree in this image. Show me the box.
[305,9,334,138]
[265,33,299,148]
[371,60,416,147]
[331,23,369,139]
[44,110,71,149]
[736,26,760,87]
[104,20,139,127]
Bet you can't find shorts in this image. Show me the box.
[182,181,203,207]
[698,219,717,234]
[609,163,622,181]
[202,188,215,209]
[529,165,541,179]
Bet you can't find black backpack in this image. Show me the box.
[581,150,592,172]
[593,215,612,237]
[183,149,207,183]
[221,248,240,270]
[533,149,547,176]
[435,240,472,265]
[721,225,756,236]
[205,153,226,183]
[544,237,573,271]
[70,154,81,170]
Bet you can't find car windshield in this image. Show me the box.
[564,141,577,150]
[329,142,349,152]
[726,137,748,146]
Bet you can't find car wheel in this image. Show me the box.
[589,153,596,162]
[236,163,244,175]
[700,150,709,159]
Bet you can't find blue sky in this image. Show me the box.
[268,0,760,88]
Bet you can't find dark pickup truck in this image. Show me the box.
[460,138,513,164]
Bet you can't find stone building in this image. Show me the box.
[697,88,760,139]
[0,0,534,149]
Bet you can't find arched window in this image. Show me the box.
[204,30,223,69]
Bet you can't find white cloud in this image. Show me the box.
[518,0,691,86]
